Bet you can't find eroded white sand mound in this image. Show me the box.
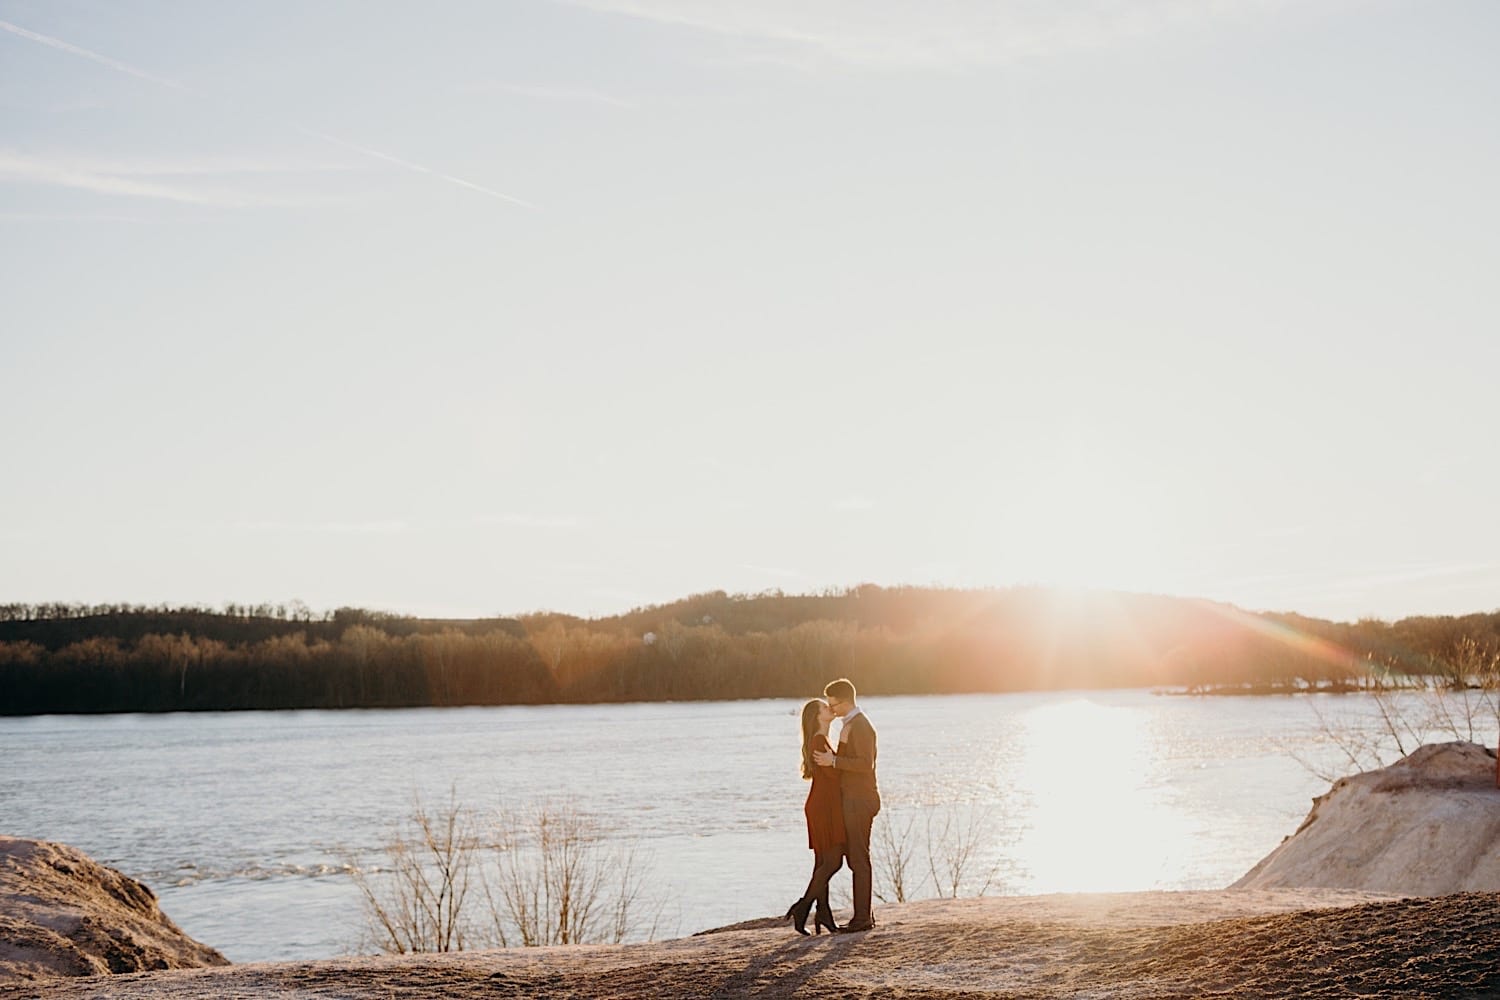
[0,837,228,981]
[1235,741,1500,894]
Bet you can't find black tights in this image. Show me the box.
[801,846,845,912]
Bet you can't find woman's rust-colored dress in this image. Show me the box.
[805,733,847,850]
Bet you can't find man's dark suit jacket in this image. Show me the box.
[834,712,879,802]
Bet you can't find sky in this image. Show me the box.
[1,0,1497,623]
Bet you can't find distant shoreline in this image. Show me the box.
[5,588,1496,716]
[1,683,1451,720]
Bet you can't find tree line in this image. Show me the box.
[2,586,1497,715]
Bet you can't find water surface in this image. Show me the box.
[2,690,1478,961]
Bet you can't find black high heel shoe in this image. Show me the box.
[784,897,813,935]
[812,899,838,935]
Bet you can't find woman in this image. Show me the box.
[785,698,845,935]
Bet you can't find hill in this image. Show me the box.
[2,587,1497,714]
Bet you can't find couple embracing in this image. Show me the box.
[785,677,879,935]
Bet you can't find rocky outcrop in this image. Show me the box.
[0,837,228,981]
[1235,741,1500,895]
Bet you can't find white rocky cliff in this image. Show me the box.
[1235,741,1500,895]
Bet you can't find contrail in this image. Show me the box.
[297,128,539,210]
[0,19,184,90]
[0,18,537,209]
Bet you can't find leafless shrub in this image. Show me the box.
[1290,644,1500,781]
[925,803,999,899]
[1280,697,1378,783]
[481,801,662,947]
[1426,638,1500,743]
[872,811,918,903]
[353,795,661,954]
[873,803,1000,903]
[350,790,477,954]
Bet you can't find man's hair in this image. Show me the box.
[823,678,856,703]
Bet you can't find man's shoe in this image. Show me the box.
[836,920,875,933]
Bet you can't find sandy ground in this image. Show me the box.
[7,888,1500,999]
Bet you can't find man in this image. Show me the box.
[812,677,879,932]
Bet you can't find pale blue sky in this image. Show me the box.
[2,0,1497,622]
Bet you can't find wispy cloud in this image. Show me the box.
[1253,522,1313,540]
[742,563,804,580]
[235,520,411,534]
[558,0,1295,70]
[0,18,536,208]
[588,586,655,612]
[0,211,196,224]
[0,150,347,208]
[295,128,541,210]
[1333,561,1500,591]
[0,90,112,114]
[1222,561,1500,593]
[42,154,366,177]
[475,513,586,529]
[472,82,638,109]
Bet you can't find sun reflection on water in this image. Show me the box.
[1010,698,1199,894]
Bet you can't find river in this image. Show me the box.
[3,689,1486,962]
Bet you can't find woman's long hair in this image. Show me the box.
[799,698,824,780]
